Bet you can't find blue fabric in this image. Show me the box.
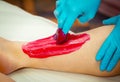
[54,0,101,34]
[96,15,120,72]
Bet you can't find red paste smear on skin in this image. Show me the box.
[55,28,69,44]
[22,33,90,58]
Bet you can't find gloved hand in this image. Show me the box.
[54,0,101,34]
[96,15,120,72]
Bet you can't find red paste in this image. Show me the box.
[55,28,69,44]
[22,33,90,58]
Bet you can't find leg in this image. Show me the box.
[26,25,120,76]
[0,37,27,74]
[0,25,120,76]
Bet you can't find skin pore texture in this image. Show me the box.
[0,25,120,77]
[22,30,90,58]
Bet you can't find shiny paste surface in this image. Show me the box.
[22,33,90,58]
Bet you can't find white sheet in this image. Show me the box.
[0,1,120,82]
[0,0,57,41]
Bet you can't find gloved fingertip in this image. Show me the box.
[78,14,94,24]
[100,65,105,71]
[102,16,119,25]
[54,10,59,15]
[62,16,76,34]
[95,54,101,61]
[106,69,112,72]
[96,57,100,61]
[78,18,88,24]
[102,20,109,25]
[106,67,112,72]
[80,19,87,24]
[56,0,60,7]
[63,29,68,34]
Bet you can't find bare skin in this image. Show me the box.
[0,25,120,77]
[0,72,15,82]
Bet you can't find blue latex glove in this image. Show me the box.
[54,0,101,34]
[96,15,120,72]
